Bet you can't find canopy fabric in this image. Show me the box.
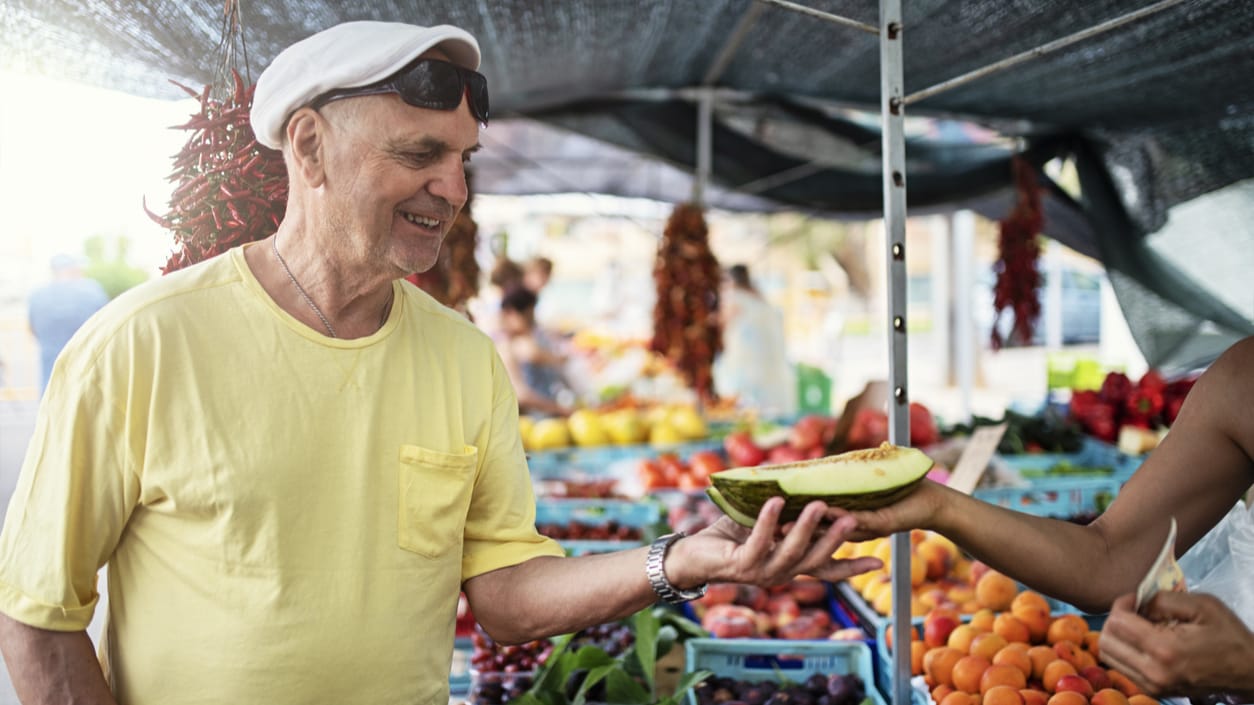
[5,0,1253,369]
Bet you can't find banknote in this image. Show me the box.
[1134,517,1187,615]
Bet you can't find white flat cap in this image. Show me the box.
[251,21,481,149]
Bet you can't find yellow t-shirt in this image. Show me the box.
[0,244,563,705]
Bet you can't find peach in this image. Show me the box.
[941,692,978,705]
[1081,665,1112,692]
[952,655,992,693]
[971,632,1010,662]
[970,608,997,632]
[994,613,1032,644]
[1127,696,1157,705]
[1042,660,1078,693]
[1047,614,1089,646]
[926,647,965,688]
[993,646,1034,679]
[911,554,928,586]
[1092,689,1131,705]
[1055,675,1095,698]
[971,560,992,584]
[1047,692,1088,705]
[984,685,1026,705]
[981,664,1028,694]
[1026,646,1056,681]
[1108,671,1143,697]
[913,641,928,676]
[976,572,1019,611]
[1020,690,1049,705]
[917,540,952,580]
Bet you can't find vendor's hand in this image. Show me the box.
[1099,592,1254,698]
[665,497,882,589]
[838,479,949,542]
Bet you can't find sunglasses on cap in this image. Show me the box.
[310,58,490,124]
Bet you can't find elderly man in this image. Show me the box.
[0,22,878,705]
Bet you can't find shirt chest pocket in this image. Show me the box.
[398,444,478,559]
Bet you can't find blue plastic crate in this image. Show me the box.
[997,437,1132,475]
[685,639,886,705]
[526,439,725,479]
[449,636,473,694]
[536,499,660,555]
[973,476,1121,518]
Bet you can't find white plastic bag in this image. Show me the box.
[1177,501,1254,630]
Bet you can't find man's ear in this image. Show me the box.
[285,108,327,188]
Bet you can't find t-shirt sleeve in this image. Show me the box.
[461,353,564,581]
[0,365,140,631]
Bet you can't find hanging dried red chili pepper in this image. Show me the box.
[146,69,288,274]
[650,203,723,401]
[990,157,1044,349]
[406,172,480,313]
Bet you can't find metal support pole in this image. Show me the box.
[878,2,910,705]
[952,210,976,423]
[904,0,1188,105]
[756,0,879,35]
[693,89,713,206]
[704,1,766,86]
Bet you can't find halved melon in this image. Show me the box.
[708,442,933,526]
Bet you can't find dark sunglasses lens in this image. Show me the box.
[464,71,490,121]
[394,60,464,109]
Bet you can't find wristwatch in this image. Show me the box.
[646,532,708,604]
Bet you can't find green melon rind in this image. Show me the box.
[706,487,759,528]
[708,477,925,524]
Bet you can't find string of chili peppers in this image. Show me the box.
[990,156,1044,350]
[146,69,288,274]
[650,203,723,401]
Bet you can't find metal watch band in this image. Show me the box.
[646,532,708,604]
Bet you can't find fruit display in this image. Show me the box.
[838,533,1025,618]
[665,492,730,534]
[906,602,1151,705]
[708,444,934,527]
[691,580,841,640]
[1070,370,1195,451]
[843,403,940,451]
[520,404,710,452]
[639,450,727,492]
[945,409,1084,456]
[469,620,637,705]
[536,520,642,542]
[693,672,871,705]
[536,477,622,499]
[650,203,722,401]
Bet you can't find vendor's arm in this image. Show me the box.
[0,616,117,705]
[464,499,882,644]
[849,336,1254,612]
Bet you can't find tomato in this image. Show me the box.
[688,450,726,480]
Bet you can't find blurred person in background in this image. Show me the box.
[27,254,108,396]
[715,263,797,416]
[469,257,524,339]
[498,287,571,417]
[523,256,552,294]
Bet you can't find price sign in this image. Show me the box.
[947,423,1008,495]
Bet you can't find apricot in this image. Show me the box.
[971,632,1010,662]
[1055,675,1095,698]
[1047,614,1089,646]
[1083,631,1101,659]
[984,685,1026,705]
[961,600,983,615]
[941,691,978,705]
[948,585,977,605]
[1092,688,1131,705]
[1072,649,1097,671]
[911,555,928,586]
[1127,696,1157,705]
[1081,665,1112,692]
[1020,690,1049,705]
[994,613,1032,644]
[993,646,1034,679]
[1108,671,1143,697]
[976,572,1019,611]
[1046,692,1088,705]
[1012,603,1052,643]
[1026,645,1056,681]
[1041,660,1078,693]
[933,684,955,703]
[917,540,952,580]
[926,647,966,688]
[1053,640,1084,667]
[912,640,928,675]
[1011,591,1051,614]
[953,655,992,693]
[970,609,997,632]
[883,623,920,650]
[949,624,983,654]
[981,664,1028,695]
[873,588,895,616]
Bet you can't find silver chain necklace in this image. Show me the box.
[272,235,339,338]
